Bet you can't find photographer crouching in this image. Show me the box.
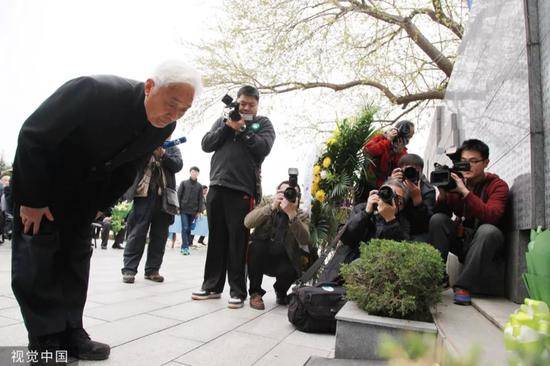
[391,154,436,242]
[428,139,509,305]
[320,178,410,282]
[245,172,316,310]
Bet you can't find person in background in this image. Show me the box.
[190,185,208,245]
[121,144,183,283]
[177,166,203,255]
[363,120,415,189]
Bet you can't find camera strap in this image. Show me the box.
[296,221,349,286]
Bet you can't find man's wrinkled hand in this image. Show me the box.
[391,168,403,181]
[377,200,397,222]
[20,206,54,235]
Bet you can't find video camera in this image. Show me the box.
[221,94,242,122]
[284,168,299,203]
[430,147,470,190]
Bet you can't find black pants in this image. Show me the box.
[122,194,171,276]
[201,186,252,300]
[248,239,298,298]
[11,205,94,337]
[101,221,125,247]
[428,213,505,295]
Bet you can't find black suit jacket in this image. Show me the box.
[13,75,176,221]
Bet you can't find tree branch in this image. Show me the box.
[257,80,444,105]
[334,0,454,77]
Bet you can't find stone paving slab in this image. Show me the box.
[0,240,336,365]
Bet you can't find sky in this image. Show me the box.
[0,0,430,198]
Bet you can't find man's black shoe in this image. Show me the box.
[112,243,124,249]
[276,295,290,305]
[28,333,66,365]
[100,244,107,250]
[66,327,110,360]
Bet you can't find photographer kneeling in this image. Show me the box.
[319,179,411,284]
[391,154,436,242]
[428,139,509,306]
[245,180,316,310]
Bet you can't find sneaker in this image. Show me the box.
[183,248,190,255]
[100,245,107,250]
[191,290,222,300]
[66,327,110,360]
[122,272,135,284]
[144,273,164,282]
[228,297,244,309]
[453,287,472,306]
[249,294,265,310]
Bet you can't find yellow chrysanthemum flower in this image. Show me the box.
[327,137,337,146]
[315,190,326,203]
[313,165,321,175]
[322,156,332,168]
[313,175,321,184]
[311,183,319,195]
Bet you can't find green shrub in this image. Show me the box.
[340,239,445,322]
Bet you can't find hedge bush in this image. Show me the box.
[340,239,445,322]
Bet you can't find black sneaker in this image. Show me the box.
[66,327,110,360]
[191,289,221,300]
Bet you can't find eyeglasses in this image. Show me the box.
[461,158,486,165]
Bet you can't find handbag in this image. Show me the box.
[287,222,349,334]
[162,187,180,215]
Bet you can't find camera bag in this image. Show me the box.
[287,223,349,334]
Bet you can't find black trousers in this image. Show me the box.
[122,194,171,276]
[11,205,94,338]
[428,213,505,295]
[201,186,252,300]
[248,239,298,297]
[100,221,125,247]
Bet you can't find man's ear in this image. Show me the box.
[144,79,155,96]
[484,159,490,169]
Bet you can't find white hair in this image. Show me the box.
[151,60,203,94]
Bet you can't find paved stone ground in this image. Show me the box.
[0,239,335,366]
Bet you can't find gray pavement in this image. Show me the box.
[0,239,335,366]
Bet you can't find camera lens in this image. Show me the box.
[284,187,297,203]
[377,186,395,204]
[403,166,419,183]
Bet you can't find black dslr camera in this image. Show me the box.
[430,147,470,190]
[377,185,396,205]
[284,168,299,203]
[402,166,419,184]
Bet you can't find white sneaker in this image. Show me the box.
[191,290,221,300]
[227,297,244,309]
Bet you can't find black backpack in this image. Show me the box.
[287,223,349,334]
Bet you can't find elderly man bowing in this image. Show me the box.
[11,60,201,363]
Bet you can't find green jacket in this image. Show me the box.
[244,202,316,275]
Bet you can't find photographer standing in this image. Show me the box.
[245,181,315,310]
[121,144,183,284]
[391,154,436,242]
[192,85,276,309]
[320,178,410,283]
[428,139,509,305]
[364,120,415,188]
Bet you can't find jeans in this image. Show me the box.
[180,213,195,250]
